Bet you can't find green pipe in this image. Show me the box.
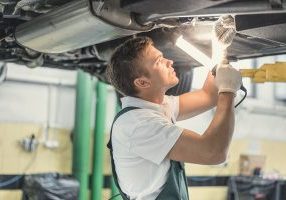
[110,98,122,199]
[72,70,92,200]
[91,81,108,200]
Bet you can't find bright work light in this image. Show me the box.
[175,36,215,70]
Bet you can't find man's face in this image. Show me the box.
[140,45,179,91]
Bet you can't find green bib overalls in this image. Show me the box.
[107,107,189,200]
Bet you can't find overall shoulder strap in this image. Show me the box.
[107,106,140,200]
[107,106,140,149]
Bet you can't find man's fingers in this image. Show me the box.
[222,17,234,24]
[222,23,235,29]
[212,15,236,52]
[221,15,232,20]
[220,28,235,44]
[220,15,235,29]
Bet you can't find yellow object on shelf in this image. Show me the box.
[240,62,286,83]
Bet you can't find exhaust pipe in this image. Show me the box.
[15,0,152,54]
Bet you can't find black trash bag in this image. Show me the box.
[22,173,79,200]
[227,176,279,200]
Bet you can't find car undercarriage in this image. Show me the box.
[1,0,286,85]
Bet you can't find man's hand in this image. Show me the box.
[215,64,242,95]
[213,15,236,49]
[212,15,236,64]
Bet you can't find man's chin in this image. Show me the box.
[174,77,179,85]
[168,79,179,90]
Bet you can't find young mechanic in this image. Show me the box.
[107,15,242,200]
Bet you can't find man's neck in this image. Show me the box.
[137,90,166,104]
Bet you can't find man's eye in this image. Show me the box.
[156,56,163,65]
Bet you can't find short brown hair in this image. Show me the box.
[107,37,153,96]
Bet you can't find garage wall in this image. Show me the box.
[0,63,117,130]
[0,64,117,200]
[0,124,72,200]
[1,129,285,200]
[0,64,77,128]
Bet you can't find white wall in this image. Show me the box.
[0,63,117,133]
[0,64,77,129]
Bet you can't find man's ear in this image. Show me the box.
[134,77,151,89]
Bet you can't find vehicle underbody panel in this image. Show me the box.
[0,0,285,82]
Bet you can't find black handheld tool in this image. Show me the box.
[211,65,247,108]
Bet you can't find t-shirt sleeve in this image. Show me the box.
[164,95,180,120]
[129,112,183,165]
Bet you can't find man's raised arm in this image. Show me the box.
[168,63,242,165]
[178,72,218,120]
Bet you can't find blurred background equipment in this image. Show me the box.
[240,62,286,83]
[19,134,38,152]
[22,173,79,200]
[239,154,266,176]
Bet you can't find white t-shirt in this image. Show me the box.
[112,95,184,200]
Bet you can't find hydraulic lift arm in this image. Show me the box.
[240,62,286,83]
